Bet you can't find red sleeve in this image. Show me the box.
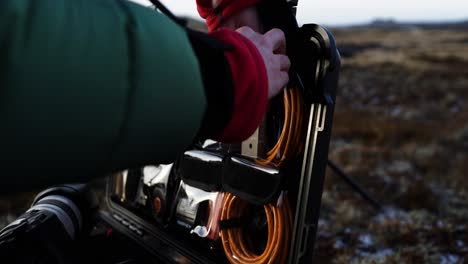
[197,0,262,31]
[209,29,268,142]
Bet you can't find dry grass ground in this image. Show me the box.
[315,26,468,263]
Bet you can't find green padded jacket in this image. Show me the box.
[0,0,207,192]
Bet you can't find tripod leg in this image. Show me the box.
[327,160,383,211]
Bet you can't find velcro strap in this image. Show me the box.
[219,217,248,230]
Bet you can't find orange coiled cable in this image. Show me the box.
[220,192,293,264]
[220,86,304,263]
[259,86,305,166]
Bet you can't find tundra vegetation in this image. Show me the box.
[315,24,468,263]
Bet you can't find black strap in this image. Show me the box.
[219,217,249,230]
[147,0,186,27]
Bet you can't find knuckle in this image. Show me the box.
[279,55,290,67]
[276,28,286,40]
[236,26,253,36]
[259,37,271,48]
[243,26,255,34]
[270,28,285,40]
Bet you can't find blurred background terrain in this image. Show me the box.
[314,21,468,263]
[1,11,467,264]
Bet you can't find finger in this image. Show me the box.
[264,28,286,54]
[278,55,291,71]
[236,26,257,38]
[278,71,289,88]
[269,71,289,99]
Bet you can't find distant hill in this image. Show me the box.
[348,18,468,30]
[181,15,468,31]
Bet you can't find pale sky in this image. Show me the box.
[132,0,468,26]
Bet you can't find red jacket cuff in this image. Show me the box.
[197,0,262,31]
[209,29,268,142]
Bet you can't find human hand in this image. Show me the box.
[219,6,263,32]
[236,26,290,99]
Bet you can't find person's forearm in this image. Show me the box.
[0,0,206,192]
[195,0,290,142]
[188,28,269,142]
[207,29,268,142]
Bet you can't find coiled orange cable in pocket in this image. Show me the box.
[220,86,304,263]
[220,192,293,264]
[259,86,305,166]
